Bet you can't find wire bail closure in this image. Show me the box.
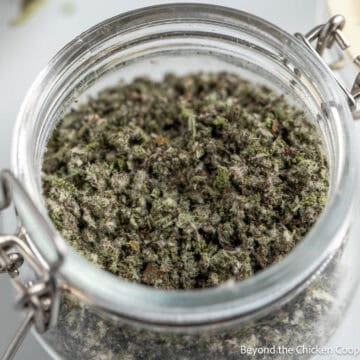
[0,170,64,360]
[295,15,360,120]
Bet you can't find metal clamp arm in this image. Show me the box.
[295,15,360,120]
[0,170,64,360]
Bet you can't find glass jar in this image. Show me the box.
[5,3,360,360]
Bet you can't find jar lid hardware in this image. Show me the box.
[0,13,359,360]
[0,171,62,360]
[295,15,360,120]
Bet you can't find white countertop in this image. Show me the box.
[0,1,359,359]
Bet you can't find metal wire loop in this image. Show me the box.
[296,15,360,120]
[0,171,62,360]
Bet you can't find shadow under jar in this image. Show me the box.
[10,4,360,360]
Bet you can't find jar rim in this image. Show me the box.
[11,3,357,327]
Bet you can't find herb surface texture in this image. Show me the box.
[42,73,328,289]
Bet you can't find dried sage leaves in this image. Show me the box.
[42,73,328,289]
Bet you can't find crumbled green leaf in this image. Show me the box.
[42,73,329,290]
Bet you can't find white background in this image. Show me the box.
[0,0,359,359]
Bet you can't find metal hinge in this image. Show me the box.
[295,15,360,120]
[0,170,64,360]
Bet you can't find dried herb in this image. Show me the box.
[12,0,46,25]
[44,250,344,360]
[61,2,75,16]
[42,73,328,289]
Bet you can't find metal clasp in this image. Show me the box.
[0,170,64,360]
[295,15,360,120]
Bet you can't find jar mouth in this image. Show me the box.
[11,3,357,328]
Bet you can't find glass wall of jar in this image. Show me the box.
[11,4,360,359]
